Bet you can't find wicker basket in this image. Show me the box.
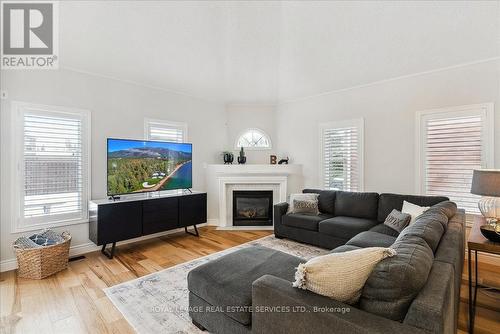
[14,231,71,279]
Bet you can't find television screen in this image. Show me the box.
[107,138,192,195]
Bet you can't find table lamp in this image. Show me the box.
[470,169,500,241]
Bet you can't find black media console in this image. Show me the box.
[89,191,207,259]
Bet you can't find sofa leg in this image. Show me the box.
[192,319,206,331]
[274,234,284,239]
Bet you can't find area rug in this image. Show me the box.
[104,235,328,334]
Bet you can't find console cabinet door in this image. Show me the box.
[179,193,207,227]
[142,197,179,235]
[98,202,142,245]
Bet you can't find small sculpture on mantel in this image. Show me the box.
[237,147,247,164]
[222,151,234,164]
[278,157,289,165]
[270,155,277,165]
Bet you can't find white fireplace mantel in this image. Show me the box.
[205,164,303,229]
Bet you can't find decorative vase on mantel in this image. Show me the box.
[237,147,247,164]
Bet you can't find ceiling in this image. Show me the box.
[60,1,500,104]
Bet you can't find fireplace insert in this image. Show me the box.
[233,190,273,226]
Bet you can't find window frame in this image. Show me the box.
[415,103,494,214]
[319,118,364,192]
[144,118,188,143]
[234,128,272,150]
[11,101,91,233]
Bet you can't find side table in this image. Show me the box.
[467,216,500,333]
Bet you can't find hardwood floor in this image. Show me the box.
[0,226,499,334]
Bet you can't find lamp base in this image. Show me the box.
[478,196,500,222]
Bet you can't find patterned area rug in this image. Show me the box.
[105,235,328,334]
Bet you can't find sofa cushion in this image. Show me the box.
[369,223,400,238]
[334,191,379,219]
[187,246,303,326]
[319,216,378,240]
[377,193,449,222]
[360,234,434,321]
[397,210,447,252]
[282,213,333,231]
[430,201,457,219]
[303,189,336,215]
[346,231,397,248]
[330,244,362,253]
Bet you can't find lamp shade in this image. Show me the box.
[470,169,500,197]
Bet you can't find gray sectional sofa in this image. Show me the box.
[187,190,465,334]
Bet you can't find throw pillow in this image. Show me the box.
[287,193,319,214]
[291,199,319,215]
[402,200,429,225]
[383,209,411,233]
[293,247,397,304]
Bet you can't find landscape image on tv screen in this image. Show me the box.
[107,139,192,195]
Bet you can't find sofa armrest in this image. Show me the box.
[252,275,426,334]
[273,202,288,234]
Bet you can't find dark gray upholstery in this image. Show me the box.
[431,201,458,219]
[252,275,427,334]
[346,231,397,248]
[369,223,400,237]
[403,262,455,334]
[397,210,446,252]
[189,292,251,334]
[319,216,378,240]
[377,193,449,222]
[335,191,379,219]
[187,246,303,326]
[360,234,434,321]
[330,244,361,253]
[275,223,346,249]
[303,189,336,215]
[282,213,333,231]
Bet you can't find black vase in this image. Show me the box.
[223,153,234,164]
[237,156,246,164]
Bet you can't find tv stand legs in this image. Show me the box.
[185,225,199,237]
[101,242,116,259]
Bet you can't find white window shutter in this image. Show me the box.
[423,115,484,213]
[146,120,186,143]
[321,120,363,191]
[18,105,90,227]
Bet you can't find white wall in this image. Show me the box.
[276,60,500,193]
[225,105,279,164]
[0,69,227,266]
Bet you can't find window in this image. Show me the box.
[12,102,90,232]
[144,119,187,143]
[416,104,494,214]
[319,119,364,191]
[235,128,272,149]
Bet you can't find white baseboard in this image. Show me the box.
[0,222,209,273]
[216,226,274,231]
[206,218,219,226]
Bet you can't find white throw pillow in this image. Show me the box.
[401,200,429,225]
[287,193,319,214]
[293,247,396,304]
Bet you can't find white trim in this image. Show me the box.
[319,118,364,191]
[10,101,91,234]
[234,128,273,150]
[415,103,495,196]
[144,118,188,142]
[281,57,500,105]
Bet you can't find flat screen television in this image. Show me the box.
[107,138,192,196]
